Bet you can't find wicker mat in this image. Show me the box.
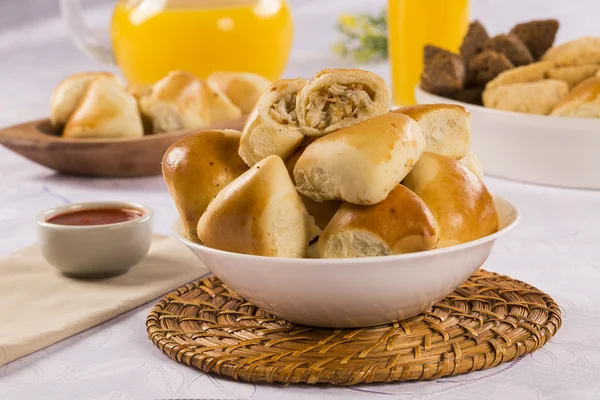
[147,270,561,385]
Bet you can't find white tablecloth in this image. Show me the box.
[1,1,600,399]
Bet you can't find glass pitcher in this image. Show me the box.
[60,0,294,84]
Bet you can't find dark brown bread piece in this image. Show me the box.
[460,21,490,61]
[424,45,456,63]
[421,52,466,95]
[509,19,560,60]
[468,50,514,87]
[485,34,534,66]
[449,87,484,106]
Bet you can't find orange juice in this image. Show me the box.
[388,0,470,105]
[111,0,294,84]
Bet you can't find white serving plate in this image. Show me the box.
[174,195,520,328]
[415,86,600,189]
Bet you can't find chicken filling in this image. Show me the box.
[304,83,374,129]
[269,92,298,125]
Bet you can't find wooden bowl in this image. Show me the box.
[0,117,247,177]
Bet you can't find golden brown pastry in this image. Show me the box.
[485,60,555,89]
[550,76,600,118]
[50,72,120,128]
[294,112,425,205]
[238,78,307,166]
[295,68,390,137]
[543,37,600,66]
[318,185,439,258]
[162,129,248,238]
[483,79,569,115]
[208,72,271,113]
[404,152,498,248]
[459,151,484,180]
[140,71,241,133]
[197,155,319,257]
[547,65,600,89]
[63,77,143,138]
[392,104,471,159]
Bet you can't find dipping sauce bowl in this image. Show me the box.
[36,201,153,278]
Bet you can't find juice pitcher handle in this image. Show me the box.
[59,0,115,65]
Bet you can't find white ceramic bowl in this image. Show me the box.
[415,86,600,189]
[36,201,153,278]
[174,195,519,328]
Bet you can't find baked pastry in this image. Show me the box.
[197,155,319,257]
[543,37,600,66]
[468,50,514,87]
[294,112,425,205]
[140,71,241,133]
[459,151,484,179]
[392,104,471,159]
[126,83,152,100]
[284,142,342,230]
[485,34,533,66]
[208,72,271,113]
[162,129,249,238]
[404,152,498,248]
[50,72,120,128]
[483,79,569,115]
[550,76,600,118]
[63,77,143,138]
[295,69,390,136]
[547,65,600,89]
[318,185,439,258]
[509,19,559,60]
[460,21,490,61]
[421,52,466,95]
[486,60,556,89]
[238,78,307,166]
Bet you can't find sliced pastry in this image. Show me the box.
[483,79,569,115]
[458,151,484,180]
[550,76,600,118]
[197,155,319,257]
[162,129,249,238]
[63,77,143,138]
[318,184,439,258]
[295,68,390,136]
[208,71,271,113]
[485,60,555,89]
[542,36,600,66]
[238,78,307,166]
[404,152,498,248]
[547,65,600,89]
[294,112,425,205]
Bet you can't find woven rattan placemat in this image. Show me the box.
[147,270,561,385]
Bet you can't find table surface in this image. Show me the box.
[1,0,600,399]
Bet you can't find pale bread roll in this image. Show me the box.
[162,129,248,238]
[141,71,241,133]
[63,77,143,138]
[208,72,271,113]
[318,185,439,258]
[296,68,391,137]
[294,113,426,205]
[404,152,498,248]
[550,76,600,118]
[483,79,569,115]
[543,37,600,66]
[547,65,600,89]
[459,151,484,179]
[485,60,555,89]
[50,72,120,128]
[284,141,342,230]
[392,104,471,159]
[238,78,307,166]
[197,155,319,257]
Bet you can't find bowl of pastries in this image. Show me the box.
[415,19,600,189]
[0,70,272,177]
[164,68,520,328]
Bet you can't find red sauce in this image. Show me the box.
[46,208,144,226]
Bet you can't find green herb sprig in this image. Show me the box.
[333,11,388,64]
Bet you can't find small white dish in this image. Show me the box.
[414,86,600,189]
[36,201,153,278]
[174,195,519,328]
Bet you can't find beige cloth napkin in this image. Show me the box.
[0,234,209,366]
